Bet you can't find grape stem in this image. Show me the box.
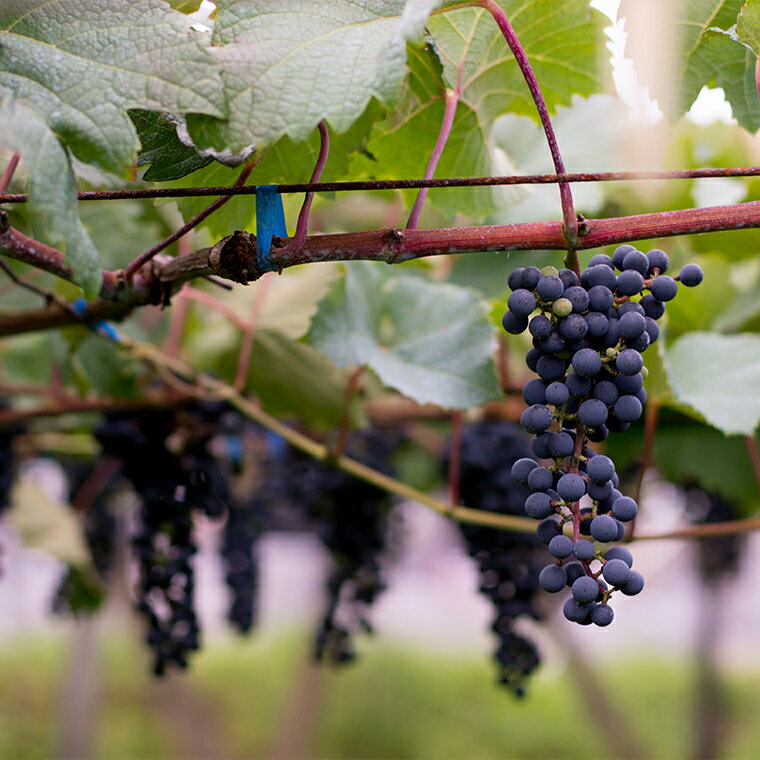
[0,153,20,193]
[629,400,660,539]
[407,86,461,230]
[281,121,330,255]
[435,1,578,247]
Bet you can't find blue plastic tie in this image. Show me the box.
[73,298,121,343]
[255,184,287,272]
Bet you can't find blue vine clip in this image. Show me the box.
[72,298,121,343]
[255,184,288,273]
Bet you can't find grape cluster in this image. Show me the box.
[290,429,398,665]
[502,246,703,625]
[683,485,745,585]
[95,405,232,675]
[453,421,545,696]
[221,429,287,634]
[0,399,24,517]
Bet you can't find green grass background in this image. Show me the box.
[0,626,759,760]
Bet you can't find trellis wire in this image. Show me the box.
[2,167,760,204]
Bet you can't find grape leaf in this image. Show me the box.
[711,271,760,332]
[70,334,139,400]
[307,262,501,409]
[352,1,609,220]
[243,330,365,431]
[185,0,439,156]
[132,110,212,182]
[654,424,760,511]
[664,331,760,435]
[0,0,225,176]
[737,0,760,53]
[619,0,760,131]
[193,325,364,430]
[605,419,760,513]
[0,94,101,296]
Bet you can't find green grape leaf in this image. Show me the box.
[352,1,609,220]
[0,95,101,296]
[664,331,760,435]
[131,110,212,182]
[698,28,760,131]
[243,330,365,431]
[0,332,68,386]
[186,0,439,155]
[712,274,760,332]
[737,0,760,53]
[492,95,633,224]
[0,0,225,176]
[70,334,139,400]
[307,262,502,409]
[619,0,760,130]
[433,1,607,121]
[605,419,760,513]
[654,424,760,512]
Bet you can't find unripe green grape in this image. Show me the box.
[552,298,573,317]
[541,265,559,277]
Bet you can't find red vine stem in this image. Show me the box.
[629,400,661,540]
[163,235,195,357]
[164,284,191,357]
[435,0,577,246]
[179,286,247,330]
[0,201,760,335]
[70,456,122,512]
[0,153,20,193]
[407,87,460,229]
[123,157,258,281]
[5,199,760,337]
[282,121,330,254]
